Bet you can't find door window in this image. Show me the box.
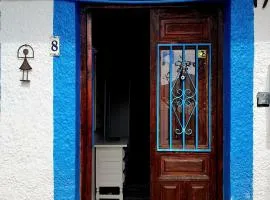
[157,44,212,152]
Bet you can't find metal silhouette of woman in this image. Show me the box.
[19,49,32,82]
[17,44,34,82]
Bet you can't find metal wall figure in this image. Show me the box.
[263,0,268,8]
[17,44,34,82]
[254,0,257,7]
[254,0,268,8]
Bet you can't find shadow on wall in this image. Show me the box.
[266,65,270,149]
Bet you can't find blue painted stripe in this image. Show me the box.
[223,1,254,199]
[53,1,80,200]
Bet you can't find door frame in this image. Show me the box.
[81,12,93,200]
[80,4,223,200]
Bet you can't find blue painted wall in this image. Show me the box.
[224,0,254,199]
[53,1,80,200]
[53,0,254,199]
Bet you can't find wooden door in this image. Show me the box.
[81,13,93,200]
[150,8,223,200]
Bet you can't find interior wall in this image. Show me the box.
[253,2,270,200]
[0,0,54,199]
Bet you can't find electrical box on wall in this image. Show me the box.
[257,92,270,107]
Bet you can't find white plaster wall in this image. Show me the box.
[254,2,270,200]
[0,1,54,199]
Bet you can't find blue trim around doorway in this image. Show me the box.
[53,0,254,199]
[223,1,254,199]
[53,1,80,200]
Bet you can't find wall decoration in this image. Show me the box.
[17,44,34,82]
[254,0,257,7]
[254,0,268,8]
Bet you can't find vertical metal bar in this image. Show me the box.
[156,45,160,150]
[195,45,199,149]
[169,45,173,150]
[208,45,212,150]
[182,45,186,150]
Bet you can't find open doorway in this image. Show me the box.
[82,5,223,200]
[91,8,150,199]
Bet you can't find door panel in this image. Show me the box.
[160,155,209,178]
[160,18,210,41]
[186,182,209,200]
[160,183,181,200]
[150,8,220,200]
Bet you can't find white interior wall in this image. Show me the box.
[0,1,54,199]
[254,2,270,200]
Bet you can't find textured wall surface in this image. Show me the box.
[254,2,270,200]
[223,0,254,199]
[53,0,254,200]
[0,0,256,200]
[0,1,54,199]
[53,1,80,200]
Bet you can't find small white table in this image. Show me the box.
[94,140,128,200]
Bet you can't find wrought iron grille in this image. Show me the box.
[156,43,212,152]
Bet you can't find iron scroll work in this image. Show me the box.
[17,44,34,82]
[156,43,212,152]
[254,0,268,8]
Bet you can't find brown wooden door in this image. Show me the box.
[150,8,222,200]
[81,13,93,200]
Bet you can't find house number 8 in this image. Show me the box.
[51,40,58,52]
[50,36,60,56]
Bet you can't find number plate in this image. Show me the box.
[198,50,207,59]
[50,36,60,56]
